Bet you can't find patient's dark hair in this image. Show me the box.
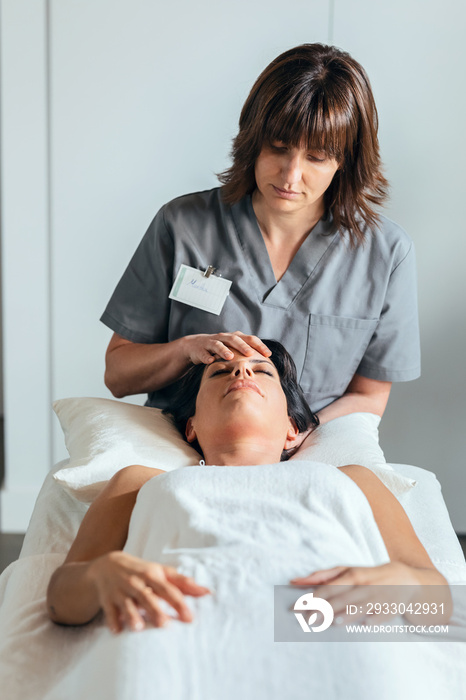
[163,339,319,461]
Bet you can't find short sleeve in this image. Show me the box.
[356,242,421,382]
[100,208,174,343]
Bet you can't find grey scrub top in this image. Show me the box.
[101,187,420,413]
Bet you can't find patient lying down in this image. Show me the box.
[47,340,451,633]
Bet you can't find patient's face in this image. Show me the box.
[185,350,298,462]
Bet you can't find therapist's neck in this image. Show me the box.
[252,189,324,245]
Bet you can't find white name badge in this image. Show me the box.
[169,264,232,315]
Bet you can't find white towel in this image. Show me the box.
[124,461,390,584]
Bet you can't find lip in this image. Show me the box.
[225,379,263,397]
[272,185,301,199]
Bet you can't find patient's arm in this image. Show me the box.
[47,465,209,632]
[291,465,452,623]
[338,465,435,570]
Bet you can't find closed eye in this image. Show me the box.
[210,368,230,377]
[209,366,275,378]
[269,141,288,152]
[307,152,327,162]
[211,368,274,377]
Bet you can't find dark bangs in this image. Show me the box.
[260,73,357,165]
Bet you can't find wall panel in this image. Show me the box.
[0,0,51,531]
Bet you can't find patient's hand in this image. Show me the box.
[88,551,210,634]
[290,562,452,625]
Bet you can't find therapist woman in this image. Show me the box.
[101,43,420,424]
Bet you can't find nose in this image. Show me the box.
[282,153,303,185]
[233,363,253,378]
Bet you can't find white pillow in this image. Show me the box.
[292,412,388,468]
[53,398,414,503]
[53,397,200,503]
[292,413,415,497]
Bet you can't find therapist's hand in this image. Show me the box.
[183,331,271,365]
[89,551,211,634]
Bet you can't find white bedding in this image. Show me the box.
[1,460,466,700]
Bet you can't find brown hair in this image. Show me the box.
[218,43,389,246]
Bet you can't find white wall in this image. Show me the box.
[1,0,465,531]
[0,0,51,529]
[332,0,466,526]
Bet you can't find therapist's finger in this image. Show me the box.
[208,338,235,359]
[231,332,271,356]
[219,333,270,357]
[186,336,232,364]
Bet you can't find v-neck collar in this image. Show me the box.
[230,194,338,309]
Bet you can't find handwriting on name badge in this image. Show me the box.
[188,279,208,293]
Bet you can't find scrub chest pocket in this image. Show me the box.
[300,314,379,402]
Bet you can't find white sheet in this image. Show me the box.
[1,461,466,700]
